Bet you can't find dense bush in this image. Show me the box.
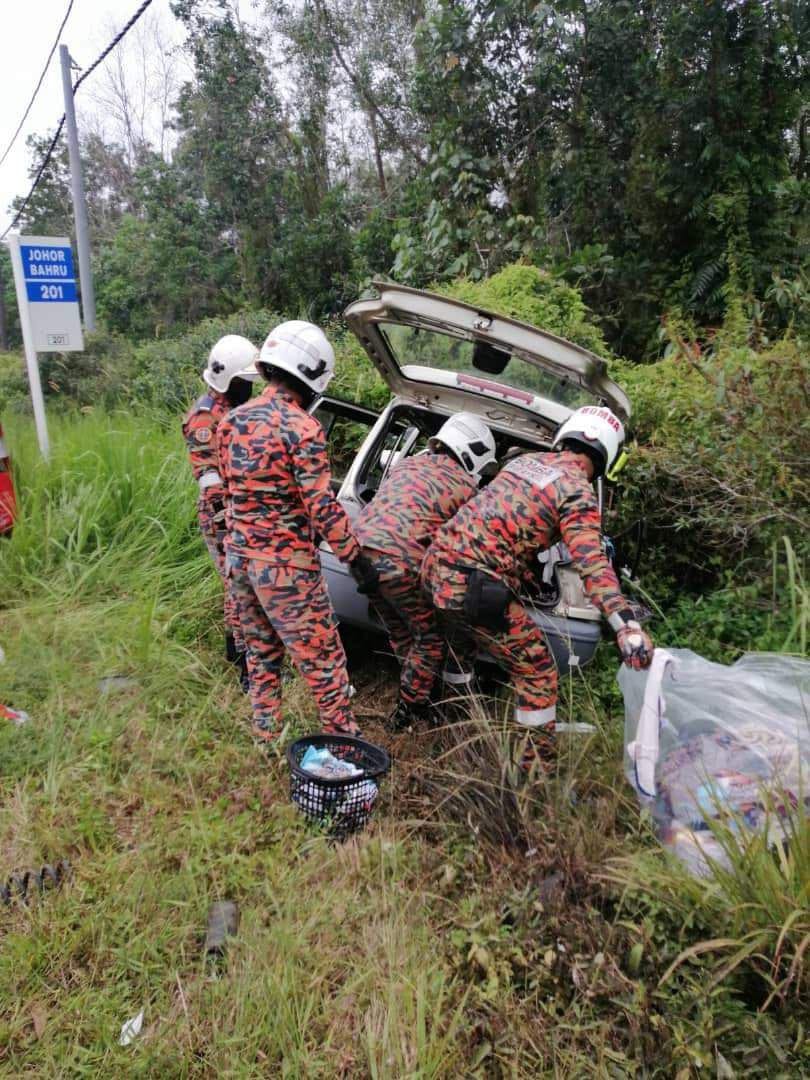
[0,310,390,418]
[438,263,612,358]
[615,323,809,587]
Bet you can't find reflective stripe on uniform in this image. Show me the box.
[442,668,474,686]
[515,703,556,728]
[199,469,223,492]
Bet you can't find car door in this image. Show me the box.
[312,396,381,495]
[313,395,388,632]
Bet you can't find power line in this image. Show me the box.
[1,0,156,242]
[1,119,66,242]
[0,0,75,170]
[72,0,155,94]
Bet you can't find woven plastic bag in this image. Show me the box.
[619,649,810,876]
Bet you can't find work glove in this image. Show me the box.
[350,553,380,596]
[616,620,654,670]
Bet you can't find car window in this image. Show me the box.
[380,322,595,409]
[313,399,378,487]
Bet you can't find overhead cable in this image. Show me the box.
[0,0,75,170]
[72,0,155,94]
[1,0,156,242]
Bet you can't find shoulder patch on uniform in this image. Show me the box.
[503,455,561,490]
[195,426,213,444]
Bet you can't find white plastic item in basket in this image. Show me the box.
[293,745,379,824]
[292,777,378,822]
[619,649,810,876]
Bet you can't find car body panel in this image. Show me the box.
[344,280,630,430]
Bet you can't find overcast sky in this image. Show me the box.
[0,0,255,236]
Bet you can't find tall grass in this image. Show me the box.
[2,409,809,1075]
[1,412,208,606]
[775,536,808,656]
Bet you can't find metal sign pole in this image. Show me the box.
[7,235,50,459]
[60,44,96,332]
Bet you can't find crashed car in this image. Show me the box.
[316,280,631,675]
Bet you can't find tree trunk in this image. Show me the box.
[367,109,387,196]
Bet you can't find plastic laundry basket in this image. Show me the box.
[287,734,391,839]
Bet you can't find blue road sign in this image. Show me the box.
[20,243,77,300]
[24,280,78,303]
[8,234,84,356]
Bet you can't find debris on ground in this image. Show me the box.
[98,675,139,695]
[118,1010,144,1047]
[1,703,30,726]
[1,860,71,905]
[204,901,240,959]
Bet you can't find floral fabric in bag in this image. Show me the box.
[619,649,810,875]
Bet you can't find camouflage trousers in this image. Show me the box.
[228,555,357,737]
[364,549,445,705]
[421,549,558,713]
[198,501,243,651]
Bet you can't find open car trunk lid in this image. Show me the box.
[344,281,630,438]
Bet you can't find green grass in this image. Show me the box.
[1,412,809,1076]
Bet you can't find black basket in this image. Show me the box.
[287,734,391,840]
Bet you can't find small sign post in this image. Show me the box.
[6,234,85,459]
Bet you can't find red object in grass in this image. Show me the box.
[0,422,16,535]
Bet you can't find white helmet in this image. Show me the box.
[553,405,625,476]
[431,412,497,484]
[203,335,259,393]
[258,320,335,395]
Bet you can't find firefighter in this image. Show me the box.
[422,405,653,766]
[355,412,497,731]
[183,335,259,690]
[217,320,378,742]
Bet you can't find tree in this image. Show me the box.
[401,0,810,355]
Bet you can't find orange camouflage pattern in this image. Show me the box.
[355,452,477,704]
[228,558,358,737]
[182,390,243,648]
[218,383,359,735]
[426,450,625,615]
[218,383,360,569]
[424,553,559,711]
[422,450,627,713]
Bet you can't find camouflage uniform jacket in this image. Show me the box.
[182,390,230,505]
[428,450,625,618]
[218,383,360,571]
[355,452,477,566]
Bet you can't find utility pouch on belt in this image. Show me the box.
[463,569,510,631]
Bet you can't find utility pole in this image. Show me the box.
[0,256,8,351]
[59,44,96,332]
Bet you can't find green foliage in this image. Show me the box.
[0,412,205,604]
[8,0,807,353]
[0,312,388,417]
[613,315,809,587]
[436,262,611,357]
[405,0,810,356]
